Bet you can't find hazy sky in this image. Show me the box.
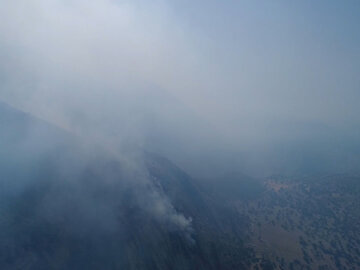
[0,0,359,166]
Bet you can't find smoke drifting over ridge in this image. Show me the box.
[0,101,195,244]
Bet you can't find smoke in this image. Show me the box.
[0,102,195,242]
[36,144,194,240]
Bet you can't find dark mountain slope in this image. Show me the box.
[0,102,253,269]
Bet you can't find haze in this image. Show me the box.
[1,0,359,176]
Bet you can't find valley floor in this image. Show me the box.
[235,175,360,270]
